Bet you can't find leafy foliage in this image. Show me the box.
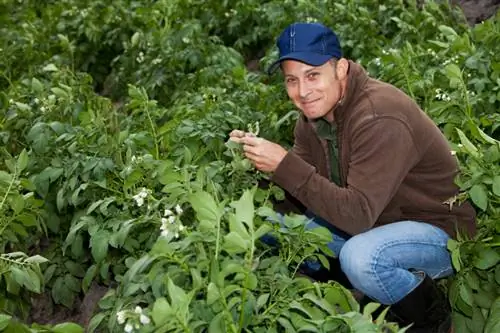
[0,0,499,332]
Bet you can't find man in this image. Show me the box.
[230,22,476,332]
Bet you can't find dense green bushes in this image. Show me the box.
[0,1,499,332]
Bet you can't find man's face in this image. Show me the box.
[282,60,343,121]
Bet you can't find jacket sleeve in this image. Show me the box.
[270,117,420,235]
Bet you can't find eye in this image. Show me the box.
[285,77,297,84]
[307,72,320,80]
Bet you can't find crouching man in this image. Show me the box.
[229,22,476,333]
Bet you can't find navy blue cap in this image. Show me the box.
[267,22,342,74]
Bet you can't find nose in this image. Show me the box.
[299,82,311,100]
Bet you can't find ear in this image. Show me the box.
[335,58,350,80]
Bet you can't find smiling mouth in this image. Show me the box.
[302,99,319,106]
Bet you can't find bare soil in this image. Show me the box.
[453,0,500,24]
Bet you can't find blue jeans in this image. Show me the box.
[267,214,454,305]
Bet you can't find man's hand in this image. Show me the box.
[229,130,287,172]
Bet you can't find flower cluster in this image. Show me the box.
[132,187,151,207]
[435,88,451,101]
[136,51,145,63]
[116,306,151,332]
[160,204,185,239]
[443,55,460,66]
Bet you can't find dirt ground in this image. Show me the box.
[26,1,499,330]
[453,0,500,24]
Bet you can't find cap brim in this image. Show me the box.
[267,52,332,75]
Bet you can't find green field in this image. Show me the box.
[0,0,499,332]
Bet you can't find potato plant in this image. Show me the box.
[0,0,499,332]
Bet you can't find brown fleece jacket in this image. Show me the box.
[270,61,476,239]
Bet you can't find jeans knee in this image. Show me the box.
[339,235,374,283]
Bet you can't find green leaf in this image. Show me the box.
[10,266,37,292]
[9,194,25,215]
[31,77,44,93]
[485,297,500,333]
[445,63,463,80]
[64,260,85,278]
[42,64,58,72]
[64,274,81,293]
[16,149,29,172]
[362,302,381,318]
[25,255,48,265]
[254,224,273,240]
[469,184,488,211]
[52,323,84,333]
[492,176,500,197]
[189,191,221,227]
[474,248,500,270]
[131,32,140,47]
[90,231,110,263]
[208,312,225,333]
[51,87,69,99]
[207,282,220,305]
[0,314,12,330]
[256,293,269,311]
[152,297,171,326]
[231,189,255,229]
[289,300,313,318]
[82,264,98,293]
[277,317,296,332]
[302,292,336,316]
[473,288,495,309]
[167,278,188,306]
[87,312,106,333]
[228,213,249,239]
[457,128,479,158]
[223,232,249,254]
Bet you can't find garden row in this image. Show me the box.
[0,0,499,332]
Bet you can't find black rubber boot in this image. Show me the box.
[387,274,452,333]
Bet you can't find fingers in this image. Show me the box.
[239,136,262,146]
[229,129,246,138]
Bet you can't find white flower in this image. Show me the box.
[140,314,151,325]
[116,311,126,324]
[124,323,134,333]
[174,232,179,238]
[164,209,173,216]
[179,224,185,231]
[168,216,176,224]
[133,188,150,207]
[135,306,142,314]
[450,150,456,156]
[457,143,463,148]
[133,196,144,207]
[161,229,169,237]
[175,204,183,215]
[138,188,149,198]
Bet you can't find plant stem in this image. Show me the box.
[145,102,160,160]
